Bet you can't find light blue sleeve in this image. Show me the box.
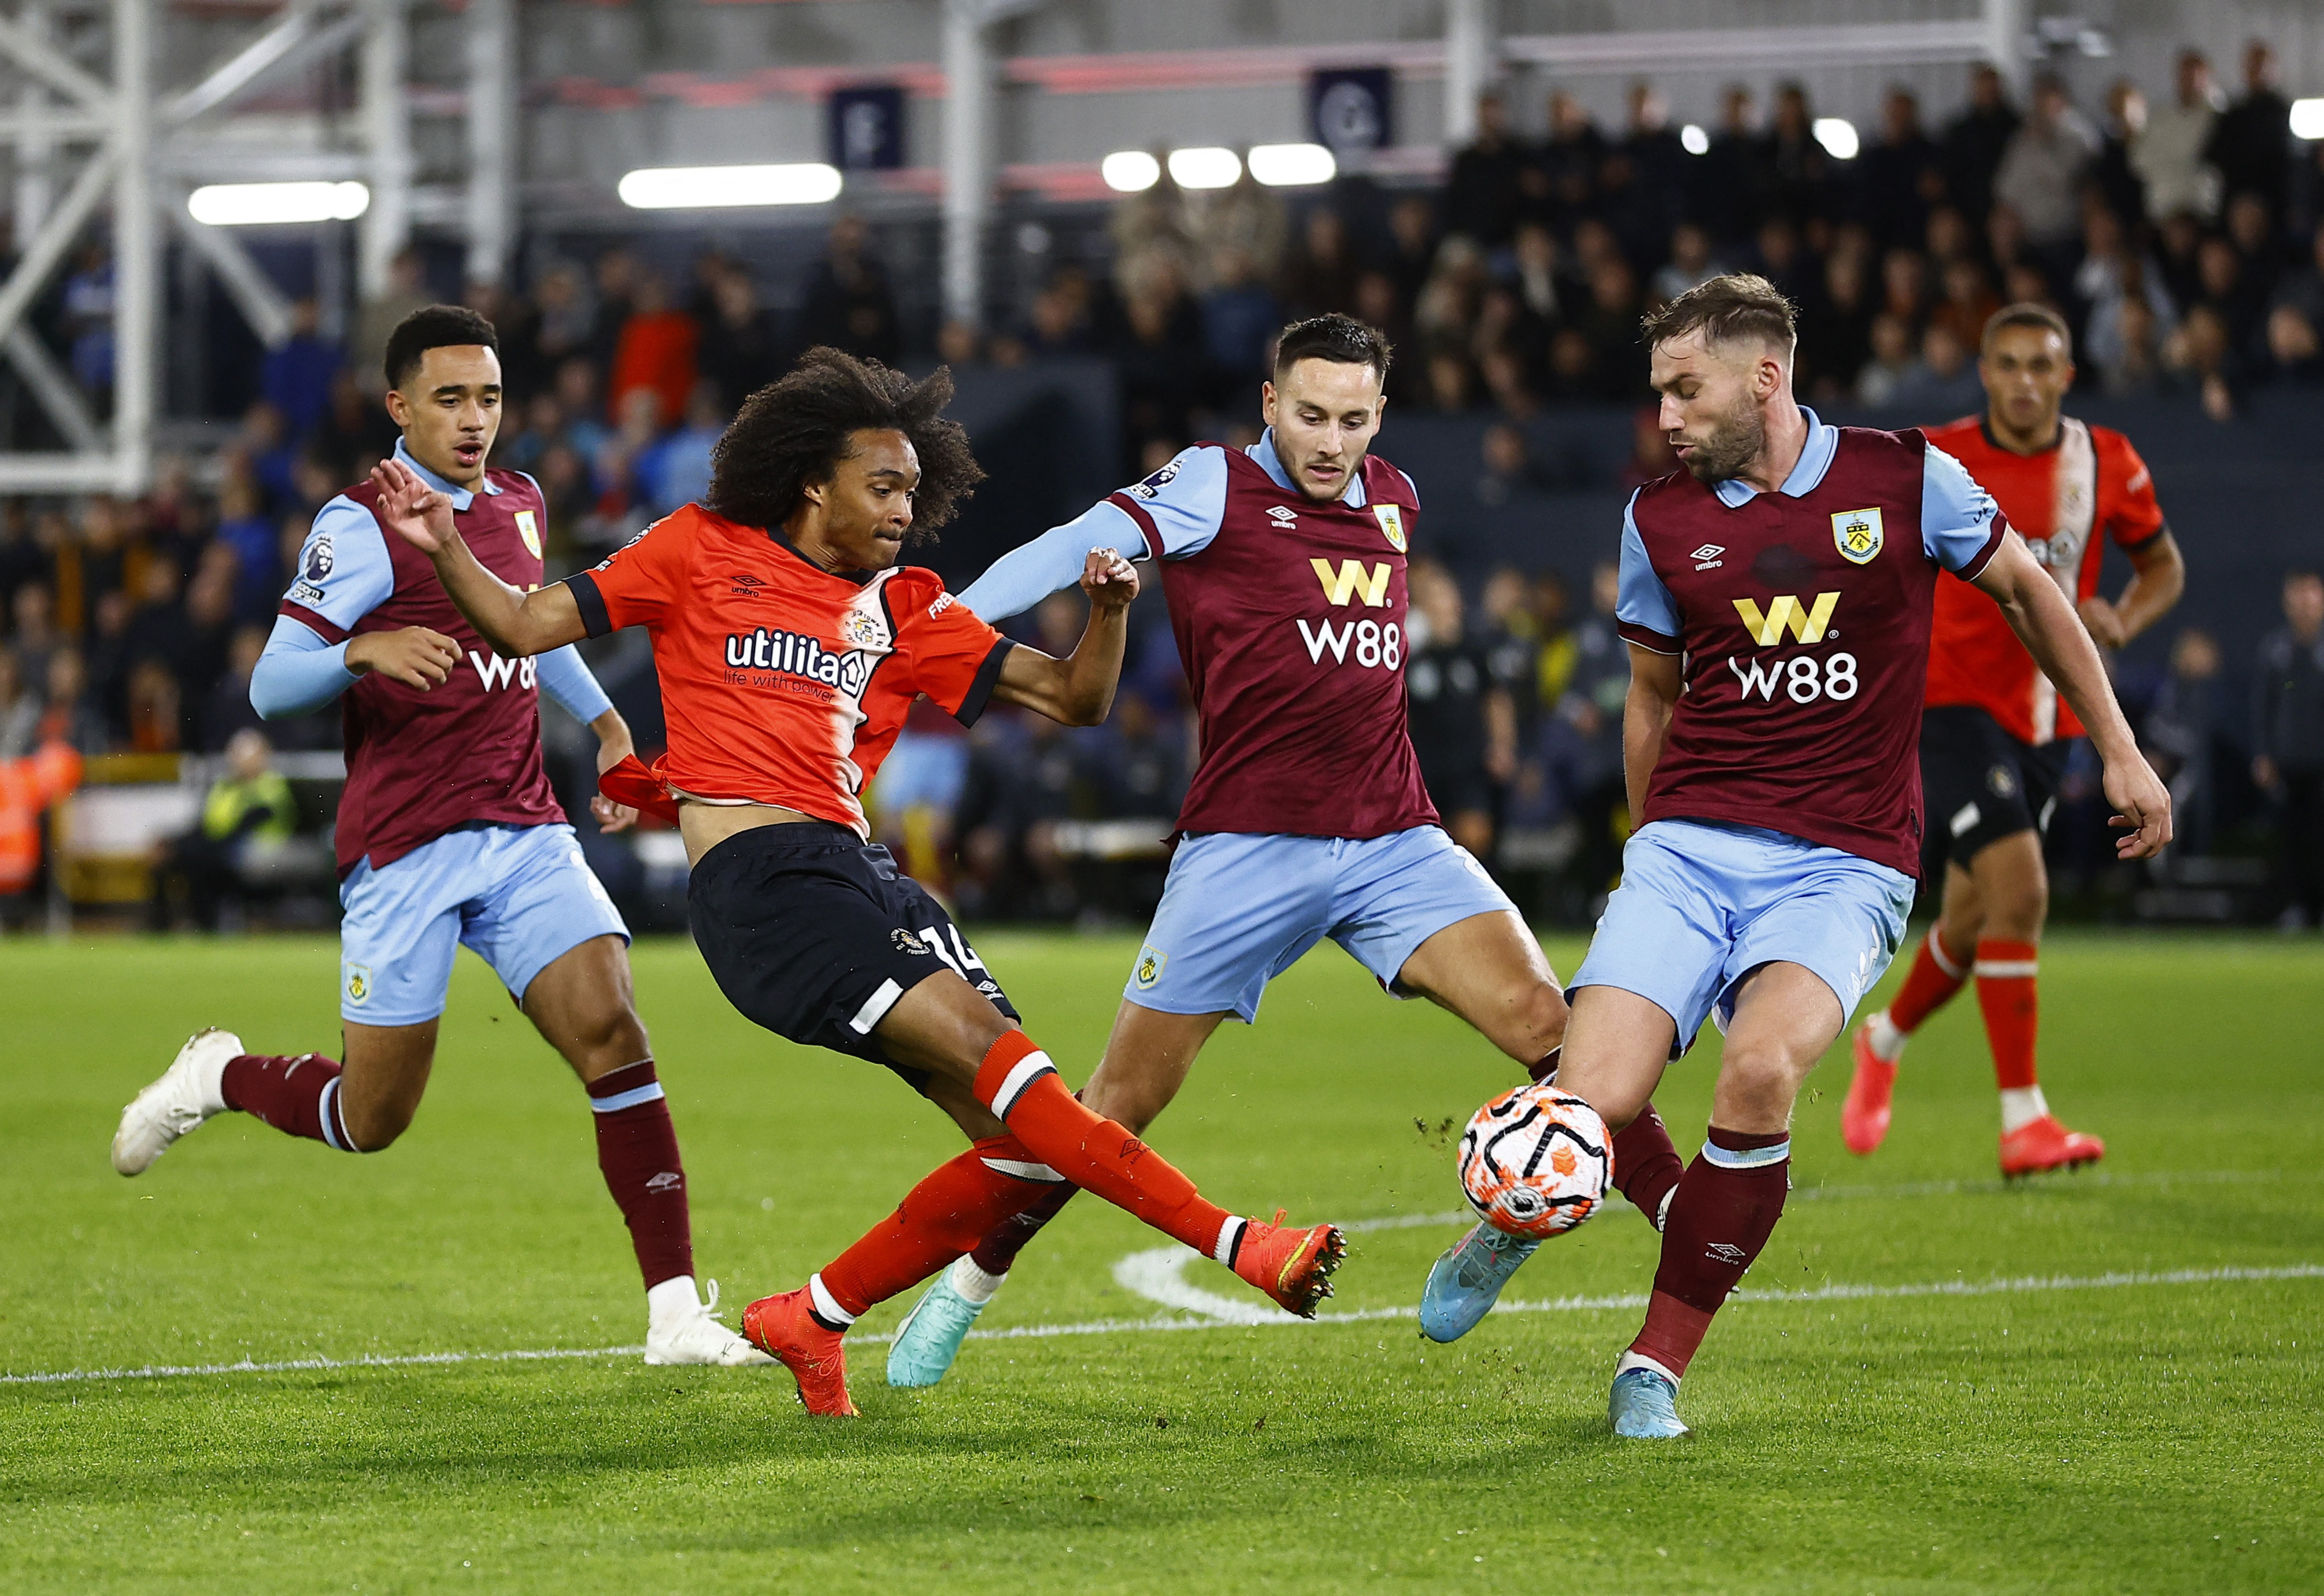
[1615,492,1683,652]
[1122,444,1229,558]
[250,614,357,719]
[1920,444,2005,574]
[535,644,613,724]
[956,445,1230,622]
[956,501,1145,623]
[282,495,396,634]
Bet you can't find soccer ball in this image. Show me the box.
[1457,1081,1612,1239]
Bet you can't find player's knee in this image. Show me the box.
[1986,876,2048,939]
[1716,1041,1812,1109]
[340,1093,415,1152]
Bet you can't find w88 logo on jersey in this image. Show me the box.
[1726,650,1858,704]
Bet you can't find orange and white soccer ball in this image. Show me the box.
[1457,1081,1613,1239]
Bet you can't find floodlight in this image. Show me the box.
[1812,118,1860,160]
[187,182,369,227]
[1247,143,1335,187]
[1167,147,1241,190]
[1101,150,1161,193]
[615,164,843,210]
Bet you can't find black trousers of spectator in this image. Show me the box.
[2284,769,2324,926]
[1570,772,1630,902]
[149,832,240,933]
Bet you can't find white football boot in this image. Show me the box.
[643,1277,775,1366]
[111,1028,241,1176]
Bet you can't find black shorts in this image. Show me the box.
[1919,705,2073,871]
[687,822,1018,1091]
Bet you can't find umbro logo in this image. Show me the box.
[1267,505,1299,525]
[729,572,767,598]
[1692,543,1725,570]
[646,1171,683,1192]
[1705,1242,1748,1265]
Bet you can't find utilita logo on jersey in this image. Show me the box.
[724,627,872,697]
[1296,557,1403,670]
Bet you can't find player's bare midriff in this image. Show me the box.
[678,800,826,869]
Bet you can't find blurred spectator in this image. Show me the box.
[1992,75,2097,250]
[605,271,699,429]
[1282,207,1359,321]
[1651,223,1723,303]
[2253,570,2324,928]
[0,504,38,616]
[1864,87,1945,250]
[2226,192,2285,306]
[1383,193,1441,311]
[260,298,341,439]
[1929,256,2001,353]
[1200,246,1282,385]
[125,657,181,755]
[0,647,37,759]
[0,725,79,914]
[36,647,105,755]
[1550,560,1630,896]
[1941,64,2020,227]
[1700,85,1770,245]
[1404,562,1515,858]
[797,215,902,364]
[350,249,431,391]
[1797,247,1873,400]
[1620,79,1690,209]
[1110,159,1198,290]
[588,249,640,370]
[2132,50,2224,224]
[638,382,725,518]
[1764,82,1830,227]
[1193,162,1287,283]
[211,475,279,626]
[1535,91,1608,231]
[2093,79,2150,227]
[2207,40,2292,217]
[2096,280,2168,396]
[1110,254,1205,464]
[2144,627,2225,857]
[149,727,295,932]
[11,582,57,691]
[1890,323,1982,415]
[1856,313,1923,406]
[700,267,783,409]
[201,625,269,753]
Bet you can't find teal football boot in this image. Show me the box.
[1417,1222,1540,1343]
[885,1269,986,1388]
[1608,1365,1690,1438]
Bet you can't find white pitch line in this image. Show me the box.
[5,1264,2316,1388]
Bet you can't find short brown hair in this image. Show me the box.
[1641,273,1797,357]
[1982,301,2072,355]
[1274,312,1393,385]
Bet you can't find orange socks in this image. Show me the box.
[971,1030,1235,1261]
[815,1133,1061,1320]
[1973,938,2041,1092]
[1886,926,1972,1035]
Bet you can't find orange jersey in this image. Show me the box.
[566,504,1013,836]
[1923,415,2167,744]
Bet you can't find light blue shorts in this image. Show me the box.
[1127,826,1518,1024]
[1571,819,1915,1055]
[337,822,630,1026]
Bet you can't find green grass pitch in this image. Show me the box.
[3,929,2321,1592]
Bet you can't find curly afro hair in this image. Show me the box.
[706,347,983,542]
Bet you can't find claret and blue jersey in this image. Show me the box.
[1572,409,2010,1045]
[960,428,1515,1022]
[254,438,628,1026]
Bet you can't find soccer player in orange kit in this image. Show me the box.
[1843,304,2185,1175]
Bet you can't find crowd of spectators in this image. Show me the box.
[2,46,2322,929]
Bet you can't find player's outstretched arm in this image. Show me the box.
[989,549,1138,726]
[1971,533,2172,858]
[368,459,586,658]
[1621,645,1682,826]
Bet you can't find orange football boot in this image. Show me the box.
[741,1288,860,1417]
[2000,1115,2105,1178]
[1841,1022,1899,1156]
[1231,1211,1346,1317]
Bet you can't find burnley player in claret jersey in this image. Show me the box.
[1844,303,2185,1176]
[880,313,1603,1388]
[375,348,1345,1417]
[110,306,765,1366]
[1429,276,2170,1439]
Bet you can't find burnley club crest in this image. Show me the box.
[1373,503,1407,553]
[1831,507,1883,564]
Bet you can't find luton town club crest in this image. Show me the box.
[514,509,542,559]
[1373,503,1407,553]
[1831,507,1883,564]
